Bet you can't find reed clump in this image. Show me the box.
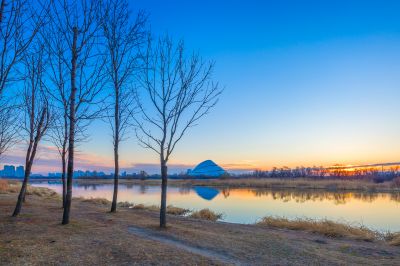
[189,208,223,221]
[257,216,377,241]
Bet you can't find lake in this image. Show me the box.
[32,182,400,232]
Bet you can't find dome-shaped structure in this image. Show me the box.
[188,160,226,177]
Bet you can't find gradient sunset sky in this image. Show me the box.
[3,0,400,174]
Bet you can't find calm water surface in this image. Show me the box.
[32,182,400,232]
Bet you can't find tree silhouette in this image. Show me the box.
[135,36,222,228]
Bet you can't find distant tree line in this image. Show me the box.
[241,166,400,182]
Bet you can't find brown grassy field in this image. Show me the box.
[1,180,400,265]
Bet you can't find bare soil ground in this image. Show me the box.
[1,190,400,265]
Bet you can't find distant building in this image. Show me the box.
[3,165,15,177]
[188,160,226,177]
[16,166,24,178]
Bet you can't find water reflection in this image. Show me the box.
[193,186,220,200]
[31,182,400,232]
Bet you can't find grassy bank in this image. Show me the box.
[67,177,400,193]
[1,179,400,265]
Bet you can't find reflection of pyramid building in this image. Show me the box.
[193,187,220,200]
[188,160,226,177]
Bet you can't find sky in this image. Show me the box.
[3,0,400,174]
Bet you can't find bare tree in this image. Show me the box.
[0,102,17,158]
[50,0,106,225]
[135,36,222,228]
[100,0,146,212]
[43,17,69,208]
[0,0,48,96]
[49,113,68,207]
[12,42,51,216]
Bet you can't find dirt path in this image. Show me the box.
[128,226,241,265]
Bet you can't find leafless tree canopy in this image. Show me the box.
[135,36,222,163]
[0,0,48,95]
[50,0,106,123]
[135,36,222,227]
[100,0,146,147]
[0,102,17,158]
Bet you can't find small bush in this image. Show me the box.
[189,208,223,221]
[257,216,377,241]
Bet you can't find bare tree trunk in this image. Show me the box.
[111,142,119,212]
[160,161,168,228]
[12,163,32,216]
[61,152,66,208]
[13,109,47,216]
[62,27,78,225]
[111,80,119,212]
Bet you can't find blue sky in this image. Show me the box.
[4,0,400,174]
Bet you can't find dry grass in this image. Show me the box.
[26,187,59,198]
[80,197,110,205]
[189,208,223,221]
[2,191,400,265]
[385,232,400,246]
[166,205,190,215]
[132,203,159,211]
[131,204,189,215]
[257,216,378,241]
[0,179,19,193]
[0,179,8,192]
[117,201,134,208]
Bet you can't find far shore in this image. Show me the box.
[27,177,400,193]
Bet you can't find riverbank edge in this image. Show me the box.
[27,177,400,193]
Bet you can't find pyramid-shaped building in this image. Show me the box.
[188,160,226,177]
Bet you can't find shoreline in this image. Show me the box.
[25,177,400,193]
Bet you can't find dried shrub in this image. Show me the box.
[189,209,223,221]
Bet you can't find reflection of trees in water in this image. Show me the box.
[139,184,147,194]
[178,186,191,195]
[250,189,390,205]
[390,193,400,202]
[80,184,98,191]
[222,188,230,198]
